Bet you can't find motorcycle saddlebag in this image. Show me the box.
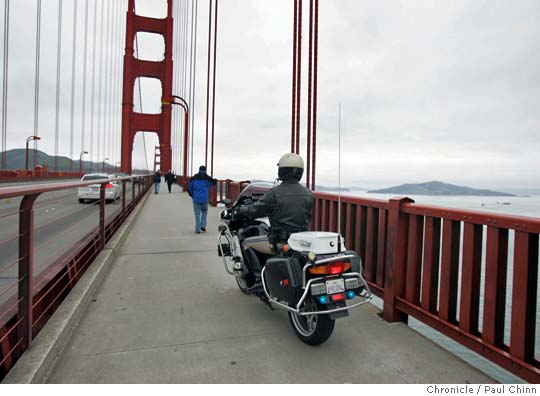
[264,257,302,306]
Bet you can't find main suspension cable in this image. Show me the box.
[80,0,90,170]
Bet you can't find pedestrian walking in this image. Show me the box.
[188,165,217,234]
[153,170,162,194]
[165,170,175,193]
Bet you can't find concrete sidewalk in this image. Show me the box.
[44,184,494,383]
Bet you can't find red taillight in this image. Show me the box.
[330,293,345,301]
[308,261,350,275]
[105,183,113,189]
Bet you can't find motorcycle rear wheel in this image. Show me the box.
[288,297,335,345]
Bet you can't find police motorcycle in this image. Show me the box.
[217,182,372,345]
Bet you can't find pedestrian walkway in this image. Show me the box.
[45,184,495,383]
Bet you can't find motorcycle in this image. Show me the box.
[217,182,372,345]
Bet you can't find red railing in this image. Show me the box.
[312,192,540,383]
[0,175,152,380]
[0,169,84,182]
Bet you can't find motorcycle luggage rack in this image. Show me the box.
[261,266,372,316]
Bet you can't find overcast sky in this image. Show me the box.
[2,0,539,190]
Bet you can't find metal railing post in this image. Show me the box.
[100,184,106,248]
[18,193,40,348]
[383,197,414,322]
[122,180,126,217]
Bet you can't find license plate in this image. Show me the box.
[326,278,345,294]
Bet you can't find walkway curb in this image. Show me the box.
[2,190,152,384]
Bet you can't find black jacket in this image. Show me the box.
[153,173,161,183]
[242,179,313,238]
[165,172,175,184]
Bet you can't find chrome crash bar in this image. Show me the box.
[261,266,372,316]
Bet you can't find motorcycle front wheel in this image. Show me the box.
[288,297,335,345]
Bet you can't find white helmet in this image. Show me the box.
[277,153,304,181]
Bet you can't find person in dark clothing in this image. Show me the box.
[188,165,217,234]
[153,170,162,194]
[164,170,175,193]
[238,153,313,254]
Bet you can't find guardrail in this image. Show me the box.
[312,192,539,383]
[0,175,152,380]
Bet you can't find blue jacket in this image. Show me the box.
[188,171,217,203]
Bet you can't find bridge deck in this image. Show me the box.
[44,185,494,383]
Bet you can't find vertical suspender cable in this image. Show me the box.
[311,0,318,190]
[295,0,302,155]
[96,0,105,170]
[290,0,297,153]
[210,0,218,176]
[80,0,90,171]
[204,0,213,168]
[54,0,63,171]
[189,0,198,176]
[107,0,118,169]
[306,0,313,190]
[112,0,121,168]
[33,0,42,169]
[89,0,99,171]
[102,0,112,171]
[1,0,9,170]
[69,0,79,171]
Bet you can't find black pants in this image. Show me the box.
[167,182,173,193]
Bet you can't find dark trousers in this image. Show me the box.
[167,182,173,193]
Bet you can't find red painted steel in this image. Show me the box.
[439,219,460,324]
[121,0,174,174]
[510,231,538,363]
[405,214,423,305]
[376,209,387,287]
[295,0,302,155]
[204,0,213,167]
[459,223,483,334]
[210,0,219,176]
[303,185,539,381]
[421,216,441,314]
[290,0,297,153]
[483,226,508,347]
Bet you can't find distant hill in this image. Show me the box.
[368,181,516,197]
[1,149,147,174]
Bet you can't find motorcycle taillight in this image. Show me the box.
[308,261,350,275]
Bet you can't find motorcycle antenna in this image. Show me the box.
[337,103,342,254]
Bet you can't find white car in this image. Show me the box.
[78,174,122,204]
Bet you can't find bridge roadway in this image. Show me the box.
[10,184,495,383]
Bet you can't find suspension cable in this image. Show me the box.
[104,0,115,171]
[102,0,112,172]
[2,0,10,170]
[54,0,63,172]
[210,0,219,176]
[69,0,79,171]
[89,0,99,171]
[33,0,42,169]
[80,0,90,172]
[190,0,199,176]
[96,0,106,171]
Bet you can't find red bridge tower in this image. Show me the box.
[121,0,174,174]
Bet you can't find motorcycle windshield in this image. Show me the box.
[236,181,274,204]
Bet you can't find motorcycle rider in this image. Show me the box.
[238,153,313,256]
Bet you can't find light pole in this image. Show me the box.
[25,135,41,170]
[79,151,88,174]
[102,157,109,173]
